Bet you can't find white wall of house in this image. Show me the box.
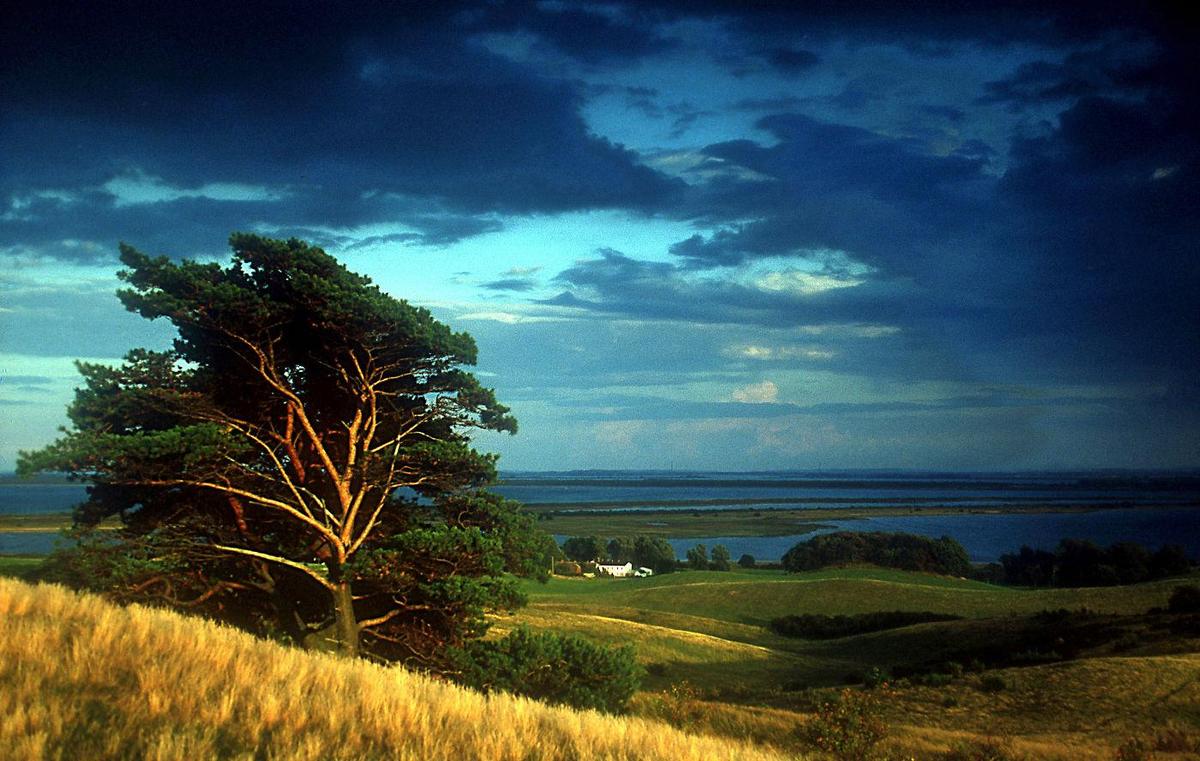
[596,562,633,577]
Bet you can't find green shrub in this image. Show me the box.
[1168,584,1200,613]
[862,666,891,689]
[781,531,971,576]
[769,610,962,639]
[801,688,889,761]
[920,672,954,687]
[978,674,1007,693]
[450,627,643,713]
[737,553,757,568]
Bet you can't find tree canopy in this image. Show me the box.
[20,234,550,665]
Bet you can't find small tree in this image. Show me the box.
[632,536,676,573]
[710,544,732,571]
[738,553,757,569]
[686,544,709,570]
[20,235,542,666]
[562,536,605,562]
[606,536,634,563]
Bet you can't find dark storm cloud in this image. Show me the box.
[977,47,1161,110]
[762,47,821,74]
[728,47,820,78]
[668,113,992,272]
[541,7,1197,392]
[1,1,684,262]
[653,1,1178,49]
[549,249,919,329]
[560,388,1140,422]
[462,0,680,64]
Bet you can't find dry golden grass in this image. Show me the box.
[0,578,795,761]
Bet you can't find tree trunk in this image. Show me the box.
[330,579,360,657]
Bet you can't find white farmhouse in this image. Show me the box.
[595,561,634,577]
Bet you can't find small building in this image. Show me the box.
[595,561,634,577]
[634,567,654,577]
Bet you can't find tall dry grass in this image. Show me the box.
[0,578,793,760]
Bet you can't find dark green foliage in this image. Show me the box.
[737,553,756,568]
[1169,584,1200,613]
[780,532,972,576]
[559,534,676,573]
[17,235,541,666]
[561,536,605,562]
[999,546,1057,586]
[709,544,731,571]
[978,674,1007,693]
[553,561,582,576]
[1150,544,1193,577]
[450,627,643,713]
[606,536,634,564]
[999,540,1192,587]
[631,535,677,573]
[685,543,708,570]
[769,610,963,639]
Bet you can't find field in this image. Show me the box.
[0,576,789,761]
[508,568,1200,759]
[4,557,1198,759]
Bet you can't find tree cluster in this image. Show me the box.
[995,539,1191,587]
[780,532,972,577]
[684,543,731,570]
[559,535,677,573]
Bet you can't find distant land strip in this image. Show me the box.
[499,476,1200,491]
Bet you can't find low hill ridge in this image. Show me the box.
[0,578,791,760]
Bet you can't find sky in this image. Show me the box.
[1,1,1197,472]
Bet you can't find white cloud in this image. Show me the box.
[729,344,836,361]
[455,311,570,324]
[754,269,862,295]
[731,380,778,403]
[795,323,901,338]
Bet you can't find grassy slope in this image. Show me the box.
[0,578,792,761]
[512,568,1200,759]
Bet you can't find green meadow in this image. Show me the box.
[508,567,1200,758]
[5,556,1199,758]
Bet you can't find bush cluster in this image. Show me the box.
[769,610,962,639]
[1168,584,1200,613]
[800,688,889,761]
[997,539,1191,587]
[781,532,971,576]
[450,627,643,713]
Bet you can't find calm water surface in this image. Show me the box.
[4,472,1198,560]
